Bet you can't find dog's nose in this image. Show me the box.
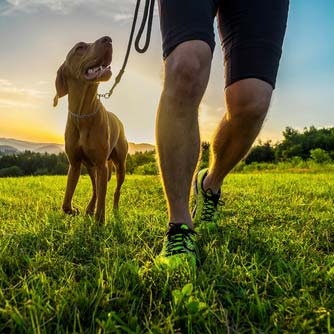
[100,36,112,45]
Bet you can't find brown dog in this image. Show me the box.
[53,36,128,223]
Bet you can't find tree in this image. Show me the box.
[245,141,275,164]
[276,126,334,161]
[198,142,210,170]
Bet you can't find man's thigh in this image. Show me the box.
[218,0,289,89]
[159,0,218,59]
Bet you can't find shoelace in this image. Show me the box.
[201,189,224,222]
[165,223,196,256]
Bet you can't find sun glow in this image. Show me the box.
[0,121,64,144]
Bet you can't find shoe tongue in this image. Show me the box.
[205,188,221,206]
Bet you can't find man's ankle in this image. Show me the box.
[202,172,222,194]
[169,220,194,230]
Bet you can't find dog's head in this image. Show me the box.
[53,36,113,106]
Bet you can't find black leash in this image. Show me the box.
[98,0,155,99]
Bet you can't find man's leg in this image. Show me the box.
[201,0,289,195]
[203,78,272,193]
[156,40,212,229]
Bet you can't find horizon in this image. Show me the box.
[0,136,155,146]
[2,122,334,147]
[0,0,333,144]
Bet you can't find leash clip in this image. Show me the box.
[98,0,154,100]
[98,92,111,99]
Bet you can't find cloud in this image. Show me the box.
[0,78,47,110]
[1,0,137,18]
[113,13,134,22]
[2,0,77,14]
[1,0,159,22]
[0,79,47,97]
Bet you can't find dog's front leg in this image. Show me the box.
[63,163,81,215]
[86,167,97,215]
[95,162,108,224]
[113,160,126,210]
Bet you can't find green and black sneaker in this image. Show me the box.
[156,223,197,269]
[192,168,222,229]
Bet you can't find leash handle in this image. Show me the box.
[135,0,155,53]
[98,0,155,99]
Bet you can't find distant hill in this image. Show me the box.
[0,138,154,155]
[0,145,19,154]
[0,138,64,154]
[128,143,155,154]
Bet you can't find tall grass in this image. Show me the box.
[0,173,333,333]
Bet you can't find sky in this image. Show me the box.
[0,0,333,144]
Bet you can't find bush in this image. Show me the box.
[34,168,49,176]
[232,161,246,172]
[133,162,158,175]
[241,162,276,172]
[0,166,24,177]
[310,148,332,163]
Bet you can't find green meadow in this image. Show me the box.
[0,173,333,333]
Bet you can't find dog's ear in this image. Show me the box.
[53,63,68,107]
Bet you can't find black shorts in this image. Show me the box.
[159,0,289,88]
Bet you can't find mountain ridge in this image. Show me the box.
[0,138,154,155]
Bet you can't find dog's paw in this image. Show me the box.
[85,208,95,216]
[94,213,105,225]
[63,206,79,216]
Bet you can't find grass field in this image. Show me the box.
[0,173,334,333]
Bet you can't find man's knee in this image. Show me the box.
[164,41,212,101]
[225,78,273,122]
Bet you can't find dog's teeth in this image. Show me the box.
[86,65,105,75]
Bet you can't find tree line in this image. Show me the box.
[245,126,334,164]
[0,126,333,177]
[200,126,334,168]
[0,150,157,177]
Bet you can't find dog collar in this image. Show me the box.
[70,106,100,119]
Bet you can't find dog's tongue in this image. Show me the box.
[85,65,111,80]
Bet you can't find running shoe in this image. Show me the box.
[192,168,222,228]
[156,223,196,269]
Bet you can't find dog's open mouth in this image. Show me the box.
[84,64,111,81]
